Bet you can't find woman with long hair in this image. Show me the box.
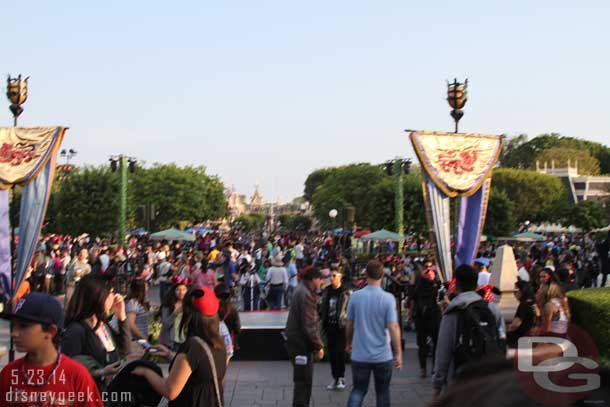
[61,274,132,390]
[506,280,540,347]
[133,287,227,406]
[542,281,570,337]
[158,278,189,351]
[125,279,150,341]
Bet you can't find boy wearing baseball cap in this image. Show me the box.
[0,292,104,407]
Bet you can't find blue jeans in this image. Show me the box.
[347,360,393,407]
[268,285,285,310]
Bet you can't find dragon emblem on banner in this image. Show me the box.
[0,142,40,167]
[437,148,479,175]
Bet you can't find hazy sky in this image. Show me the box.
[2,1,609,201]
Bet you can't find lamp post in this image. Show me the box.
[60,148,77,164]
[6,75,28,127]
[329,209,338,229]
[447,78,468,133]
[110,155,137,244]
[6,74,28,362]
[384,158,411,251]
[393,159,404,251]
[57,149,77,181]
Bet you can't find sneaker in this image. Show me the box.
[326,380,337,390]
[336,378,346,390]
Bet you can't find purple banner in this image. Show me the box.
[454,179,491,268]
[423,175,453,281]
[14,155,58,300]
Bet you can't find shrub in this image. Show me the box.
[567,288,610,364]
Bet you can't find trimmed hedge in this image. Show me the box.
[567,288,610,366]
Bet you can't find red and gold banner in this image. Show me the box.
[410,131,503,279]
[410,131,503,198]
[0,127,66,189]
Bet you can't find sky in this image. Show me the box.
[2,1,609,202]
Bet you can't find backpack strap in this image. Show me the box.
[192,336,223,407]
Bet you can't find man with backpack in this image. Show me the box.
[432,264,505,399]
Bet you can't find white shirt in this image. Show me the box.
[266,266,288,286]
[240,272,261,287]
[477,270,491,286]
[99,254,110,271]
[295,244,304,259]
[518,267,530,282]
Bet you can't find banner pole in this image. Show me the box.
[119,155,128,245]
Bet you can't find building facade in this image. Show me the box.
[536,160,610,204]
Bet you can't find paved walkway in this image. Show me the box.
[224,346,433,406]
[1,319,433,406]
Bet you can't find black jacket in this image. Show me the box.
[320,284,351,330]
[285,282,324,356]
[61,318,132,370]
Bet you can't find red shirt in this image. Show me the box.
[0,354,104,407]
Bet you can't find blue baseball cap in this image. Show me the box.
[1,292,64,331]
[474,257,490,267]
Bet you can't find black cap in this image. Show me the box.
[1,292,64,331]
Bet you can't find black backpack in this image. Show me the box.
[453,299,503,374]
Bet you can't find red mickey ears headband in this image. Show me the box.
[172,276,189,285]
[191,287,219,317]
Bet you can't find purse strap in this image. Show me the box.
[193,336,223,407]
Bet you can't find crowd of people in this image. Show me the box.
[0,227,608,406]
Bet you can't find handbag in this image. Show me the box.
[157,337,223,407]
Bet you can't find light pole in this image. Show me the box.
[384,158,411,251]
[6,74,28,362]
[110,155,137,244]
[447,78,468,133]
[393,159,404,251]
[60,148,77,164]
[329,209,338,230]
[57,149,77,181]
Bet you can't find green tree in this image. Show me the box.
[567,200,607,231]
[484,189,517,236]
[132,164,227,230]
[491,168,568,223]
[278,213,312,231]
[368,173,427,234]
[15,163,228,237]
[234,213,266,231]
[499,134,528,169]
[304,168,333,202]
[311,164,386,229]
[500,133,610,174]
[308,164,427,233]
[536,147,600,175]
[52,167,125,236]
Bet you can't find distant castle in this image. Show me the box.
[226,180,299,220]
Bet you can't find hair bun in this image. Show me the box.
[191,289,204,299]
